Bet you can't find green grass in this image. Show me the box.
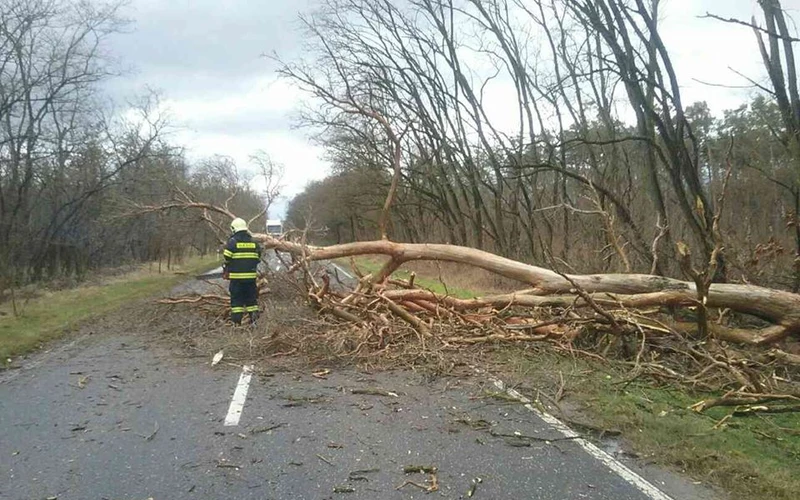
[337,256,481,299]
[0,255,219,364]
[501,350,800,500]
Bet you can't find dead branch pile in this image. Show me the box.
[162,234,800,415]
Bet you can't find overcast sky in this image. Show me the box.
[104,0,777,218]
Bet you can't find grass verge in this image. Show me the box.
[497,348,800,500]
[0,254,219,365]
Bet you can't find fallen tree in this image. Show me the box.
[139,193,799,412]
[255,235,800,347]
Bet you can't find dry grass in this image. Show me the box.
[401,260,521,293]
[338,256,519,297]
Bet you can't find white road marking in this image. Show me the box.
[490,377,674,500]
[331,263,355,280]
[224,365,253,426]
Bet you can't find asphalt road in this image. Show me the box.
[0,255,721,500]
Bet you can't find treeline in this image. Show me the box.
[283,0,799,290]
[0,0,265,291]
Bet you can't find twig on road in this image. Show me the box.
[135,421,159,441]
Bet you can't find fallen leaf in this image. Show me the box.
[211,350,224,366]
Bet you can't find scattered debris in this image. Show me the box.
[348,467,380,482]
[479,389,521,403]
[77,376,89,389]
[466,477,483,497]
[453,416,492,430]
[282,395,326,407]
[564,419,621,438]
[333,485,356,493]
[489,429,579,443]
[316,454,334,466]
[403,464,437,474]
[504,438,531,447]
[397,472,439,493]
[250,423,287,434]
[352,388,399,398]
[216,461,241,469]
[312,369,331,379]
[211,350,224,366]
[135,422,159,441]
[327,442,344,449]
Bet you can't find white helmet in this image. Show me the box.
[230,217,248,234]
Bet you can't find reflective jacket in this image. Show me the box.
[223,231,261,280]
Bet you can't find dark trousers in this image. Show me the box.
[229,280,259,324]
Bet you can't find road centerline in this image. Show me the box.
[224,364,253,426]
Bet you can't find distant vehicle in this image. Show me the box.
[266,219,283,236]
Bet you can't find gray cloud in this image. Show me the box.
[98,0,331,219]
[105,0,320,100]
[182,111,291,136]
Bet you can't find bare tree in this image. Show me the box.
[249,150,285,226]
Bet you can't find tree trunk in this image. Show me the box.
[255,235,800,345]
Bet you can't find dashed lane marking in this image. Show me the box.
[224,365,253,426]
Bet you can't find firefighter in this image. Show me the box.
[222,217,261,325]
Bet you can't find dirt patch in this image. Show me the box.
[400,260,521,293]
[341,256,521,295]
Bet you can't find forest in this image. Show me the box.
[284,0,799,294]
[0,0,269,294]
